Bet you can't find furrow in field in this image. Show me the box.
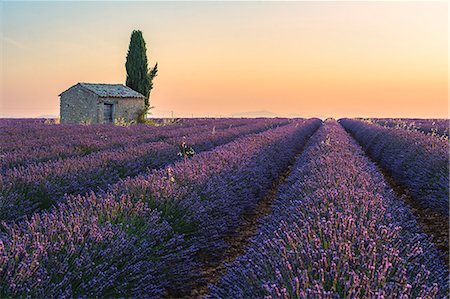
[187,134,313,298]
[209,120,448,298]
[368,159,449,266]
[340,118,449,216]
[341,119,449,266]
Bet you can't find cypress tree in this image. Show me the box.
[125,30,157,112]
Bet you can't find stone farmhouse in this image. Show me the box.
[59,83,145,124]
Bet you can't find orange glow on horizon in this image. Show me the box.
[1,1,448,119]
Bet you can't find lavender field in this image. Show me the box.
[0,118,448,298]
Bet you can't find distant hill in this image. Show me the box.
[149,110,305,118]
[228,111,306,118]
[228,110,280,118]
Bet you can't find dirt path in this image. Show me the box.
[344,128,449,267]
[378,169,449,266]
[187,150,306,298]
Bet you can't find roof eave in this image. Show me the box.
[59,83,82,97]
[98,96,145,99]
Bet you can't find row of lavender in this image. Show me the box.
[0,119,255,171]
[0,119,321,297]
[364,118,449,139]
[0,118,249,147]
[0,117,171,126]
[0,118,289,221]
[0,118,53,126]
[0,117,201,144]
[340,118,449,216]
[210,121,448,298]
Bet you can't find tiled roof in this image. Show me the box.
[62,83,145,98]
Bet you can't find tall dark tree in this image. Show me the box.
[125,30,157,110]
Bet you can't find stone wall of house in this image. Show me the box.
[60,86,99,124]
[99,97,144,123]
[60,86,144,124]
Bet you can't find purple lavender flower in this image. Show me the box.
[340,118,449,215]
[209,120,448,298]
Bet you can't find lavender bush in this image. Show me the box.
[364,118,449,139]
[209,120,448,298]
[340,118,449,215]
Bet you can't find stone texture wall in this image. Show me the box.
[60,86,144,124]
[60,86,99,124]
[99,97,144,123]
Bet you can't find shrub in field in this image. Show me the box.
[43,118,59,125]
[209,120,448,298]
[115,117,137,126]
[177,141,196,162]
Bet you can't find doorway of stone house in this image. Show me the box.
[103,103,113,124]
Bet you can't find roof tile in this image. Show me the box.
[78,83,145,98]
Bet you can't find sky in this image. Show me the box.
[0,1,448,119]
